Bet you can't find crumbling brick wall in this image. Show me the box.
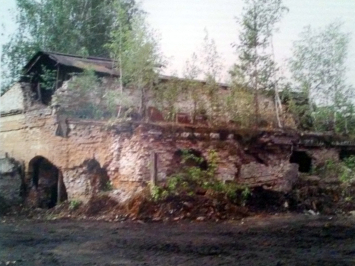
[1,105,354,205]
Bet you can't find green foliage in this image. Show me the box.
[2,0,140,91]
[55,69,117,119]
[339,156,355,183]
[311,157,355,201]
[199,29,224,83]
[40,66,57,91]
[69,200,82,211]
[226,86,254,128]
[182,53,206,122]
[150,150,251,205]
[154,76,182,121]
[231,0,288,126]
[314,156,355,184]
[103,181,114,192]
[107,2,164,118]
[314,159,341,178]
[289,22,353,133]
[150,185,167,202]
[283,89,313,130]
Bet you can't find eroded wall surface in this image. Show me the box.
[1,107,352,204]
[0,84,25,114]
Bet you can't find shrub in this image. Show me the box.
[150,149,251,205]
[69,200,82,211]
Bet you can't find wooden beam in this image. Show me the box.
[57,171,63,205]
[37,83,42,103]
[150,152,158,186]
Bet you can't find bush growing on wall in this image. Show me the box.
[54,70,123,120]
[150,150,251,206]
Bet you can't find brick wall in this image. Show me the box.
[0,108,303,203]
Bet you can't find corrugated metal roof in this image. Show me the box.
[24,51,119,76]
[48,52,119,75]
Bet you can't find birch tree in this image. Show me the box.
[183,53,203,123]
[231,0,288,128]
[199,30,224,123]
[108,3,164,119]
[289,22,352,132]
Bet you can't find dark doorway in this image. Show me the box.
[339,149,355,160]
[289,151,312,173]
[29,156,67,208]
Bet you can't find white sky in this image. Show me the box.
[1,0,355,85]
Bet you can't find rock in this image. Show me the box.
[0,158,19,174]
[349,211,355,216]
[182,202,193,209]
[240,162,299,193]
[210,133,220,139]
[300,175,321,183]
[304,210,319,216]
[196,216,206,221]
[0,157,22,207]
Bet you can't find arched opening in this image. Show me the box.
[83,159,110,194]
[339,149,355,161]
[289,151,312,173]
[29,156,67,208]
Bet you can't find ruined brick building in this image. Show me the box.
[1,51,355,209]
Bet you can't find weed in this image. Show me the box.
[150,185,167,202]
[103,180,113,192]
[69,200,82,211]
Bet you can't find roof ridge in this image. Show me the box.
[43,51,114,62]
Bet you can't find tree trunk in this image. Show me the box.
[270,35,282,128]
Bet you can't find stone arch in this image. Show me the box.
[28,156,67,208]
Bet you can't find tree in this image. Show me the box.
[199,29,224,83]
[106,0,142,94]
[289,22,352,132]
[231,0,288,127]
[183,53,204,123]
[107,2,164,119]
[198,30,224,123]
[2,0,139,90]
[154,74,182,121]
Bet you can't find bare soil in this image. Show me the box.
[1,214,355,266]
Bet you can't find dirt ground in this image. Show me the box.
[1,214,355,266]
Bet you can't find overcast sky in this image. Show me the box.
[1,0,355,85]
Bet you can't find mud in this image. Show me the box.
[1,214,355,266]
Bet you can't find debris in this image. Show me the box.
[304,210,319,216]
